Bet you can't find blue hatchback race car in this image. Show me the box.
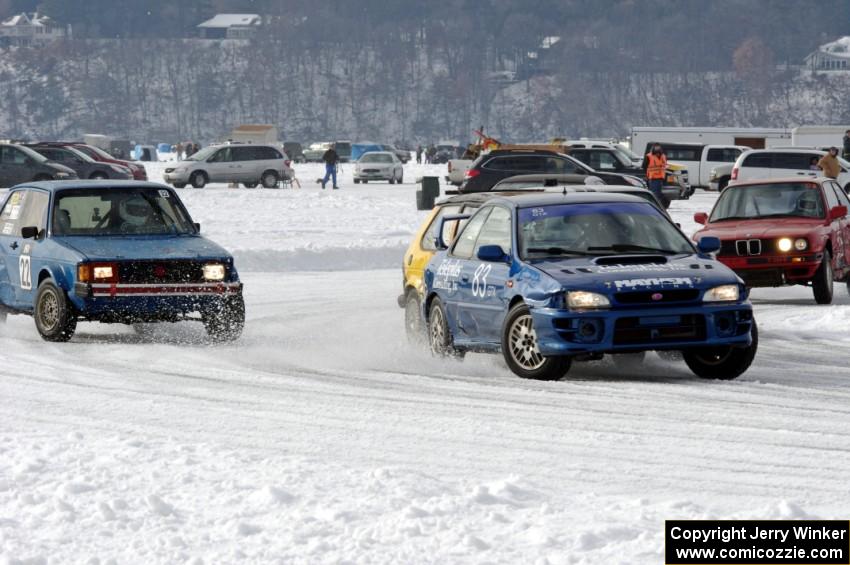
[0,181,244,342]
[423,192,757,381]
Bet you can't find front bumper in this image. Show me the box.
[163,169,190,183]
[718,254,822,286]
[72,281,243,320]
[531,303,753,355]
[355,170,393,180]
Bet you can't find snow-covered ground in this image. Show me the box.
[2,162,850,564]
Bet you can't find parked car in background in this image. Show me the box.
[163,143,294,189]
[446,158,474,185]
[491,175,667,210]
[730,148,850,192]
[638,142,747,190]
[38,142,148,181]
[335,140,352,162]
[26,144,133,180]
[283,142,305,163]
[433,143,462,164]
[459,149,646,193]
[567,140,642,166]
[567,145,691,202]
[693,178,850,304]
[303,142,330,162]
[353,151,404,184]
[382,144,410,164]
[0,143,77,188]
[0,181,244,341]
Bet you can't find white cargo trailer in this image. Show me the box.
[790,125,850,149]
[630,127,791,153]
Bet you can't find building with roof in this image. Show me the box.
[805,37,850,71]
[197,14,262,39]
[0,12,69,47]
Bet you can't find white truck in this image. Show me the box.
[446,158,473,185]
[642,142,749,190]
[631,127,791,151]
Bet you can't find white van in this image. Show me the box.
[163,143,294,189]
[731,148,850,191]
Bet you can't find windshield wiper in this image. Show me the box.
[526,246,597,256]
[587,244,683,254]
[711,215,752,222]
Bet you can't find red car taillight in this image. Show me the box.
[284,160,291,167]
[464,169,480,179]
[731,167,738,180]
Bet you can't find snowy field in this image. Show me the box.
[2,161,850,564]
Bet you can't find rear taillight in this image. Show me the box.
[464,169,480,179]
[731,167,738,180]
[285,160,291,167]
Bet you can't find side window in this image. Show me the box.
[663,145,701,161]
[593,151,620,171]
[261,147,283,160]
[3,147,29,165]
[485,156,542,172]
[831,182,850,207]
[208,148,231,163]
[773,153,810,170]
[421,204,461,251]
[451,208,492,259]
[18,190,49,232]
[547,157,580,174]
[0,191,25,236]
[707,148,742,162]
[473,206,512,254]
[742,153,772,168]
[230,146,254,161]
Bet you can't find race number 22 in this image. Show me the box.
[19,255,32,290]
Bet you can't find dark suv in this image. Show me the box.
[459,149,645,193]
[0,143,77,188]
[26,144,133,180]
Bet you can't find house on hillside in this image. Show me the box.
[805,37,850,71]
[197,14,262,39]
[0,12,70,47]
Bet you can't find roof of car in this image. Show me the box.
[13,180,171,192]
[744,147,827,154]
[726,177,831,188]
[484,191,650,208]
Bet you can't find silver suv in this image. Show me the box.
[163,143,295,189]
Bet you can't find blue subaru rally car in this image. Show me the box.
[423,192,757,381]
[0,181,244,342]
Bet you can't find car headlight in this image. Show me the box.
[704,284,740,303]
[566,291,610,310]
[794,238,808,251]
[203,263,225,281]
[777,238,792,252]
[709,169,717,181]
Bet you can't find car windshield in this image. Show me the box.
[616,144,640,161]
[360,153,393,163]
[83,145,117,160]
[66,147,95,163]
[18,145,48,163]
[710,182,825,221]
[518,202,693,259]
[184,146,218,161]
[53,188,195,236]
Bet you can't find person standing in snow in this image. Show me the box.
[175,142,184,161]
[817,147,841,179]
[642,143,667,204]
[416,145,423,164]
[321,143,340,189]
[843,131,850,160]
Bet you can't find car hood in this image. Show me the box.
[357,162,392,168]
[46,162,77,175]
[700,217,824,239]
[531,254,737,292]
[55,235,232,261]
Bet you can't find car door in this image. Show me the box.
[0,189,48,308]
[0,190,23,305]
[0,146,32,187]
[445,207,492,340]
[704,146,743,187]
[205,147,233,183]
[772,152,815,179]
[229,146,254,183]
[461,206,513,344]
[828,181,850,269]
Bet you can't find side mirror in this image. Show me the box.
[829,205,847,221]
[193,222,201,232]
[477,244,509,262]
[694,212,708,225]
[697,236,721,254]
[21,226,39,239]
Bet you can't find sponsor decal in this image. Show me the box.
[613,277,694,291]
[2,223,12,235]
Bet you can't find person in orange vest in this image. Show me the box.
[642,143,667,204]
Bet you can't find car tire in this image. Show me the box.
[243,182,258,189]
[34,279,77,342]
[202,295,245,342]
[261,171,279,189]
[683,321,758,380]
[610,351,646,372]
[398,173,403,184]
[404,291,425,345]
[718,178,730,191]
[501,303,571,380]
[428,297,463,359]
[354,179,361,184]
[190,171,207,189]
[362,180,369,184]
[812,250,834,304]
[173,183,186,189]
